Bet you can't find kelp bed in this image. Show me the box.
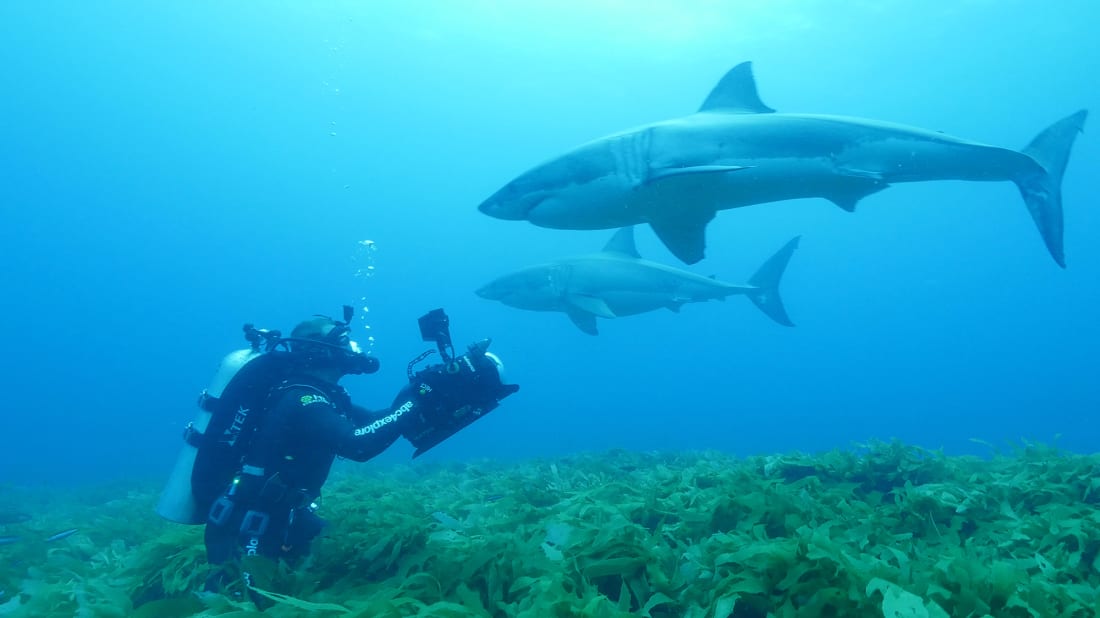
[1,441,1098,617]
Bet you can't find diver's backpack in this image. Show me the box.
[156,340,298,525]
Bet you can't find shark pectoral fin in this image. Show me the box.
[823,176,890,212]
[566,294,616,319]
[566,310,599,336]
[667,303,683,313]
[646,165,752,185]
[650,207,715,265]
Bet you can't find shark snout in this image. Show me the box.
[477,192,531,221]
[475,283,503,300]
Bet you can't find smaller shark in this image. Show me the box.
[476,227,799,335]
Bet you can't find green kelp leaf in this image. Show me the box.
[540,541,564,562]
[0,596,24,616]
[617,578,631,612]
[923,583,952,603]
[485,560,505,606]
[1086,476,1100,502]
[711,595,737,618]
[400,572,443,599]
[1004,593,1040,618]
[986,560,1023,602]
[459,546,499,581]
[577,591,633,618]
[581,556,647,579]
[640,592,675,617]
[720,575,769,596]
[507,576,541,596]
[775,561,812,591]
[385,537,405,568]
[454,583,486,614]
[1033,552,1056,578]
[713,538,799,571]
[881,545,912,580]
[925,601,950,618]
[247,585,351,613]
[797,587,848,615]
[415,601,481,617]
[866,578,948,618]
[1062,582,1099,608]
[625,573,651,610]
[395,546,431,580]
[360,534,393,563]
[130,596,205,618]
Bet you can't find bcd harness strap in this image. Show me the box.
[184,380,336,450]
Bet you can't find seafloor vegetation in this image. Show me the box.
[1,440,1098,617]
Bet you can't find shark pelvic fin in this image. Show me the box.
[698,62,776,114]
[650,207,715,265]
[567,294,616,319]
[602,226,641,258]
[823,177,890,212]
[566,310,599,336]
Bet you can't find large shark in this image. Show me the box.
[476,226,799,335]
[478,62,1087,267]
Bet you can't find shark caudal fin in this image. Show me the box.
[745,236,801,326]
[1016,109,1087,268]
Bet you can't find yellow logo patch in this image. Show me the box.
[299,394,331,406]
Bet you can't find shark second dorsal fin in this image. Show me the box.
[602,227,640,258]
[698,62,775,114]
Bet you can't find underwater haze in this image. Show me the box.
[2,0,1098,487]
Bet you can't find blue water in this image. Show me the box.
[2,2,1097,486]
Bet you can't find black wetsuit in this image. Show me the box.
[204,373,407,566]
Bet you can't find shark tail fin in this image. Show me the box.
[1015,109,1087,269]
[745,236,801,327]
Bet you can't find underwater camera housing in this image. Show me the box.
[399,308,520,457]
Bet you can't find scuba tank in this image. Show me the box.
[156,325,286,524]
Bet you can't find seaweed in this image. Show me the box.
[2,442,1099,616]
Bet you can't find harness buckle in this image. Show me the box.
[239,510,271,536]
[208,496,235,527]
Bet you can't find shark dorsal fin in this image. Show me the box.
[698,62,775,114]
[602,226,640,258]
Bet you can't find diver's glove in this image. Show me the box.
[396,339,520,457]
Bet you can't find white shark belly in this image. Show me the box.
[600,290,679,316]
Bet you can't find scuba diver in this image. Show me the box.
[155,306,519,596]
